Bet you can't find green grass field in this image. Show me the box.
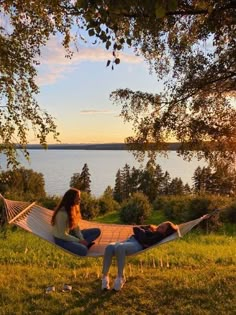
[0,221,235,315]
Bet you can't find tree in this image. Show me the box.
[1,1,235,167]
[70,163,91,193]
[210,166,236,195]
[129,167,142,194]
[192,166,212,194]
[168,177,185,195]
[108,1,236,167]
[113,169,123,203]
[70,172,81,189]
[79,163,91,193]
[139,161,160,202]
[0,167,46,200]
[192,165,236,195]
[121,164,131,200]
[183,183,192,195]
[161,171,171,195]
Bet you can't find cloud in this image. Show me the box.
[36,36,142,86]
[80,109,117,115]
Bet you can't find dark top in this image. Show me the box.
[133,225,165,248]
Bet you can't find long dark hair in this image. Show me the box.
[160,221,178,237]
[51,188,81,229]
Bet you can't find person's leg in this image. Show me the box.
[102,243,116,275]
[54,237,88,256]
[113,239,142,291]
[101,243,116,290]
[116,238,143,277]
[82,228,101,243]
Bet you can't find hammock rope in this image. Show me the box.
[0,194,208,257]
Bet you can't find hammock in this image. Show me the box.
[0,194,209,257]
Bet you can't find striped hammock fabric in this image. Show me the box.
[0,194,206,257]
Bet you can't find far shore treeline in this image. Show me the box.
[1,160,236,231]
[15,143,181,150]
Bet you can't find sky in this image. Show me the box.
[34,36,163,144]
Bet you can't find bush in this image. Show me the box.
[153,195,192,221]
[221,201,236,224]
[120,192,152,224]
[39,195,61,210]
[80,192,99,219]
[98,195,120,215]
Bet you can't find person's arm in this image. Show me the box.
[133,226,149,245]
[201,214,211,220]
[53,211,83,242]
[133,226,164,247]
[70,226,84,240]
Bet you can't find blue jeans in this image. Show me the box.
[54,228,101,256]
[102,236,143,277]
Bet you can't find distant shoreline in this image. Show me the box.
[16,143,181,150]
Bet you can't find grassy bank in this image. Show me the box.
[0,227,235,315]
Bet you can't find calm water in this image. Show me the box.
[2,150,206,197]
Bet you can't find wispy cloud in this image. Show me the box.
[36,36,142,86]
[80,109,117,115]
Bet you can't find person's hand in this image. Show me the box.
[79,239,88,246]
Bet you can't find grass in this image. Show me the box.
[95,209,167,225]
[0,223,235,314]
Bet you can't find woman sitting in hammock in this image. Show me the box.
[51,188,101,256]
[101,221,179,291]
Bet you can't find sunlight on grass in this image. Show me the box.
[0,214,235,314]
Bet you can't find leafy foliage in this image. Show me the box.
[113,162,190,203]
[222,201,236,223]
[98,186,119,215]
[107,1,236,167]
[192,165,236,195]
[153,194,236,231]
[79,191,99,219]
[0,1,61,167]
[1,0,235,168]
[0,167,46,200]
[120,191,152,224]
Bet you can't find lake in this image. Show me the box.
[2,150,206,197]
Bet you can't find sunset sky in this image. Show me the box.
[35,36,162,144]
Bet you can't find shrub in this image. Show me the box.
[98,195,119,215]
[120,192,152,224]
[221,201,236,224]
[153,194,232,232]
[80,192,99,219]
[153,195,192,221]
[39,195,61,210]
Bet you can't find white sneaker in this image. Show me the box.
[101,276,110,290]
[113,277,126,291]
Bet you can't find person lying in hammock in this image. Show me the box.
[101,221,179,291]
[51,188,101,256]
